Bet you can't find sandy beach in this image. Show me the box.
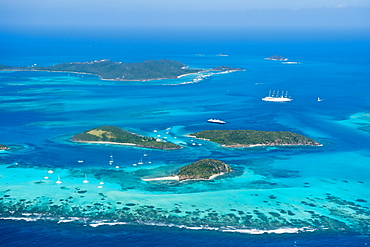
[141,176,180,181]
[72,140,137,146]
[142,172,225,182]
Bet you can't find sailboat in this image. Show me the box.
[44,171,50,179]
[83,174,89,183]
[56,175,62,184]
[138,158,144,165]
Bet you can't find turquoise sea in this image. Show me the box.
[0,33,370,246]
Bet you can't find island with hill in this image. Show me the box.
[188,130,321,148]
[142,159,232,182]
[0,144,10,150]
[177,159,232,181]
[265,55,288,61]
[72,126,181,150]
[0,59,242,81]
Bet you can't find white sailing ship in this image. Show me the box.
[262,90,292,102]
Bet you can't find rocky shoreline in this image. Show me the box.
[221,143,323,148]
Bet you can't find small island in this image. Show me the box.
[0,144,10,150]
[0,59,242,81]
[265,55,288,61]
[72,126,181,150]
[142,159,232,182]
[177,159,232,181]
[188,130,321,148]
[210,66,243,72]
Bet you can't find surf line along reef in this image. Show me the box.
[0,59,243,81]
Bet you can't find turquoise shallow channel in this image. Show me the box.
[1,49,370,236]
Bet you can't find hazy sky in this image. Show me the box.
[1,0,370,37]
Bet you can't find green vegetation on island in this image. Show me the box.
[189,130,320,147]
[0,144,10,150]
[0,59,201,81]
[72,126,181,150]
[265,55,287,61]
[177,159,232,181]
[210,66,243,72]
[0,59,243,81]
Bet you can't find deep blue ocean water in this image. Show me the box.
[0,220,369,247]
[0,33,370,246]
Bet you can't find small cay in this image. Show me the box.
[265,55,288,61]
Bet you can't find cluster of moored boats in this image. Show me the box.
[43,152,150,188]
